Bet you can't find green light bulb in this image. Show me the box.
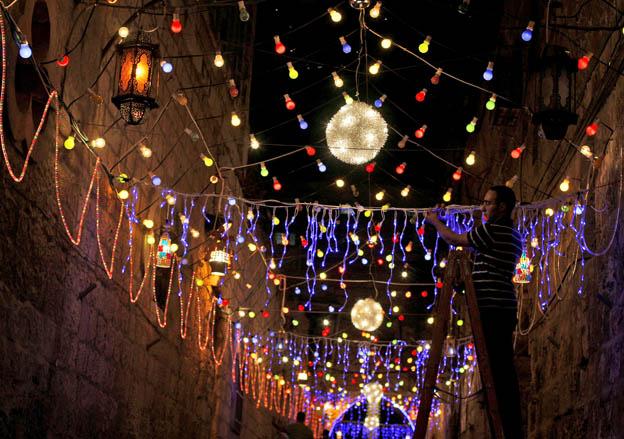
[485,99,496,110]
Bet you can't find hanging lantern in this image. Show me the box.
[209,247,231,276]
[532,45,578,140]
[513,250,532,284]
[155,231,173,268]
[351,298,384,331]
[112,31,160,125]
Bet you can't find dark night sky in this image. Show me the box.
[249,0,504,208]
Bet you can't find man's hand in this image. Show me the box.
[425,206,443,225]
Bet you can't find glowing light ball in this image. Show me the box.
[326,101,388,165]
[350,298,384,331]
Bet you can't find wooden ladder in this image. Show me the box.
[414,250,505,439]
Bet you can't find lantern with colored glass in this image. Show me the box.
[112,31,160,125]
[155,231,173,268]
[209,248,231,276]
[513,250,532,284]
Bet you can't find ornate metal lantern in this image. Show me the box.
[209,248,231,276]
[513,250,532,284]
[532,45,578,140]
[112,31,159,125]
[155,231,173,268]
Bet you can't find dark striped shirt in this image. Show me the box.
[467,218,522,310]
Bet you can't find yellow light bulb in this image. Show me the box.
[170,243,179,252]
[139,144,152,158]
[545,207,554,217]
[369,61,381,75]
[336,178,345,188]
[118,26,129,38]
[117,189,129,200]
[250,134,260,149]
[214,52,224,67]
[64,135,75,150]
[375,191,384,201]
[401,186,410,197]
[370,1,381,18]
[231,112,241,126]
[328,8,342,22]
[91,137,106,149]
[465,151,476,166]
[146,233,155,245]
[332,71,344,88]
[559,177,570,192]
[142,219,154,229]
[200,154,214,167]
[342,92,353,104]
[381,38,392,49]
[427,317,434,324]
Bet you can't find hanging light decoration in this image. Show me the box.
[209,245,231,276]
[155,230,173,268]
[326,101,388,165]
[362,382,384,431]
[513,250,532,284]
[111,31,160,125]
[350,298,384,331]
[349,0,371,9]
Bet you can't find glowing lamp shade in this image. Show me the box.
[156,231,173,268]
[513,250,532,284]
[350,298,384,331]
[112,31,159,125]
[326,101,388,165]
[209,249,231,276]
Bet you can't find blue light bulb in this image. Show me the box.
[299,119,308,130]
[19,43,32,59]
[342,43,351,54]
[521,28,533,42]
[318,162,326,172]
[361,258,368,265]
[151,175,161,186]
[483,68,493,81]
[236,235,245,244]
[228,197,237,205]
[321,284,328,291]
[294,287,301,295]
[374,99,383,108]
[161,61,173,73]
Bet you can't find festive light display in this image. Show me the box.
[214,51,225,67]
[351,298,384,331]
[332,71,344,87]
[369,60,382,75]
[274,35,286,54]
[522,21,535,42]
[381,38,392,49]
[374,94,387,108]
[511,144,525,159]
[513,250,532,284]
[418,36,432,54]
[339,36,352,54]
[465,151,476,166]
[326,101,388,165]
[328,7,342,22]
[482,61,494,81]
[287,61,299,79]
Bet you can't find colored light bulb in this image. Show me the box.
[170,13,182,33]
[238,1,250,21]
[465,150,476,166]
[580,145,593,158]
[214,52,224,67]
[272,177,282,191]
[287,61,298,79]
[415,124,427,138]
[578,53,592,70]
[250,134,260,149]
[466,117,477,133]
[418,36,432,54]
[56,55,69,67]
[415,88,427,102]
[522,21,535,42]
[19,42,32,59]
[401,185,410,197]
[370,1,381,18]
[342,92,353,104]
[139,144,152,158]
[339,36,351,54]
[373,94,387,108]
[511,144,525,159]
[284,94,296,110]
[431,67,443,85]
[332,71,344,87]
[442,188,452,202]
[375,191,384,201]
[452,167,462,181]
[336,178,345,188]
[260,162,269,177]
[274,35,286,54]
[328,7,342,22]
[486,94,496,110]
[231,112,241,126]
[160,60,173,73]
[586,121,598,136]
[118,27,129,38]
[228,79,239,98]
[483,61,494,81]
[64,135,75,150]
[365,162,375,173]
[395,162,406,174]
[297,114,308,129]
[559,177,570,192]
[91,137,106,148]
[200,153,214,167]
[150,173,161,186]
[317,159,327,172]
[381,38,392,49]
[305,145,316,156]
[397,135,408,149]
[369,60,382,75]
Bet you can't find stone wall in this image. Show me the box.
[0,1,279,438]
[456,1,624,437]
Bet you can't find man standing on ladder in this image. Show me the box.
[425,185,524,438]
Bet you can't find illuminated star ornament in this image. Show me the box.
[326,101,388,165]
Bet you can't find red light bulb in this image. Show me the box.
[365,162,376,173]
[395,162,406,174]
[430,68,442,85]
[272,177,282,191]
[262,309,270,318]
[414,124,427,139]
[298,304,305,312]
[420,290,428,298]
[376,258,384,266]
[511,148,521,159]
[170,13,182,33]
[417,226,425,236]
[57,55,69,67]
[577,54,591,70]
[284,94,296,110]
[586,122,598,136]
[452,167,462,181]
[398,314,405,321]
[436,280,443,289]
[415,88,427,102]
[305,145,316,156]
[274,35,286,54]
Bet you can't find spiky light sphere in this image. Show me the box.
[350,298,384,331]
[326,101,388,165]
